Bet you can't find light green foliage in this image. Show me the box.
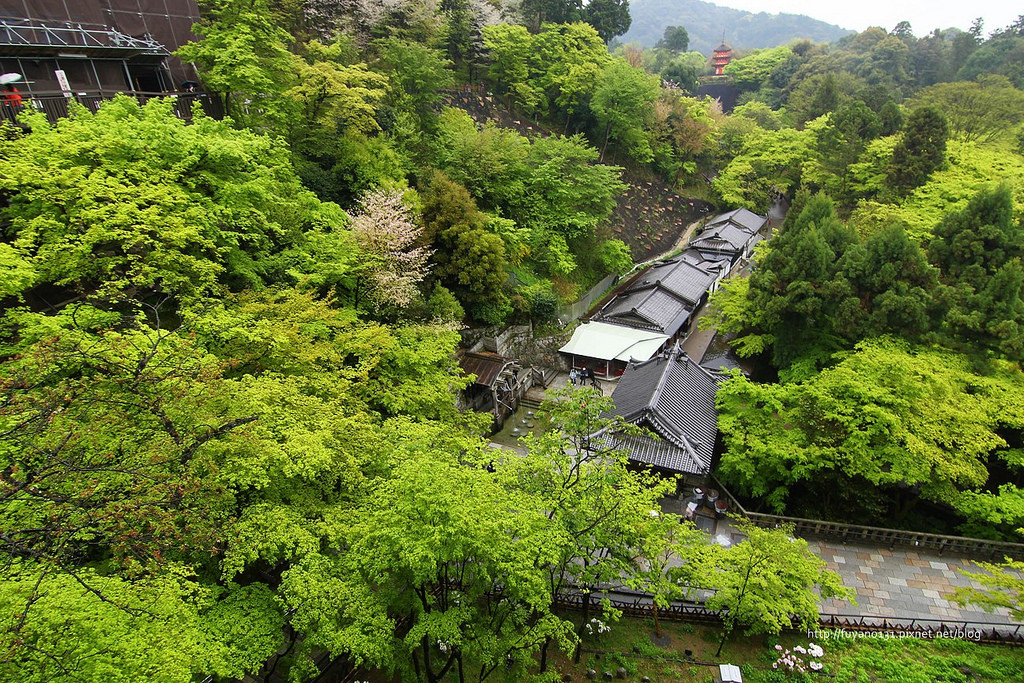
[849,139,1024,240]
[591,59,661,163]
[911,75,1024,144]
[375,38,454,142]
[704,522,853,654]
[724,46,794,91]
[432,112,625,250]
[285,52,387,136]
[433,108,530,212]
[483,22,610,122]
[284,453,574,681]
[731,101,782,131]
[716,339,1024,513]
[500,387,681,649]
[598,238,633,274]
[426,283,466,323]
[0,97,339,302]
[0,318,241,572]
[713,124,817,211]
[650,92,720,183]
[176,0,299,121]
[953,559,1024,621]
[0,567,283,682]
[522,134,626,239]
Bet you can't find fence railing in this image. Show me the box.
[1,90,224,125]
[711,476,1024,560]
[557,272,618,324]
[557,590,1024,644]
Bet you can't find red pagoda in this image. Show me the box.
[712,41,733,75]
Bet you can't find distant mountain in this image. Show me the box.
[622,0,853,55]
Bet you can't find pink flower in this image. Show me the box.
[775,644,783,651]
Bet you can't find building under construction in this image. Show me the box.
[0,0,200,96]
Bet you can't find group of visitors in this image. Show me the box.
[568,367,597,387]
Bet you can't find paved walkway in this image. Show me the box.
[660,497,1020,629]
[815,540,1017,626]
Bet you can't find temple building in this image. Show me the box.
[712,40,733,76]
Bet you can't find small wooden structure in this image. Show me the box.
[458,351,527,428]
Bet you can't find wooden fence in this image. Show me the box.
[556,589,1024,644]
[1,90,223,125]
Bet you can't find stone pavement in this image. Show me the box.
[815,540,1018,626]
[660,497,1020,630]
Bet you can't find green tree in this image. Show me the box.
[583,0,631,42]
[887,105,949,195]
[176,0,299,122]
[911,75,1024,143]
[591,59,660,162]
[716,339,1024,517]
[520,134,626,238]
[953,560,1024,620]
[656,25,689,53]
[929,185,1024,362]
[705,522,854,656]
[420,171,508,317]
[0,96,344,303]
[499,387,680,663]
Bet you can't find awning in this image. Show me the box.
[559,321,669,363]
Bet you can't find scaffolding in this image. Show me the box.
[0,16,168,57]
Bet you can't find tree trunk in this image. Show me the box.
[539,636,551,672]
[600,122,612,163]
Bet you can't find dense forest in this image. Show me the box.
[1,0,1024,679]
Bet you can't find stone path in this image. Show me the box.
[815,540,1018,626]
[660,499,1021,631]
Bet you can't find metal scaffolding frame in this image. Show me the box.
[0,16,168,56]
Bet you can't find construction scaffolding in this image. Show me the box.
[0,17,168,57]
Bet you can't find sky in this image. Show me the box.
[711,0,1021,36]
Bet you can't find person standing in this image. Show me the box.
[569,368,577,386]
[2,84,22,122]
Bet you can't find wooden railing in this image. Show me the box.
[711,476,1024,560]
[557,589,1024,644]
[0,89,224,125]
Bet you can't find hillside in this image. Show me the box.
[622,0,853,53]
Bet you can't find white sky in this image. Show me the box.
[712,0,1021,36]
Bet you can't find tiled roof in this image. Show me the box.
[626,258,719,305]
[707,208,766,233]
[603,345,724,475]
[689,209,766,255]
[600,288,693,336]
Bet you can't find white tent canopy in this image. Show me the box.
[559,321,669,363]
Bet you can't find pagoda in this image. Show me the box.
[711,40,733,75]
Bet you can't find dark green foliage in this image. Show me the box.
[929,186,1024,362]
[656,25,689,52]
[743,194,939,371]
[878,100,904,136]
[420,171,509,317]
[583,0,632,42]
[887,105,949,195]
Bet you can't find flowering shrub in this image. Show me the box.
[773,642,825,674]
[584,617,612,635]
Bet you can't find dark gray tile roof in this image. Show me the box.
[602,346,724,475]
[625,258,719,305]
[690,209,767,256]
[707,208,767,233]
[599,288,693,336]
